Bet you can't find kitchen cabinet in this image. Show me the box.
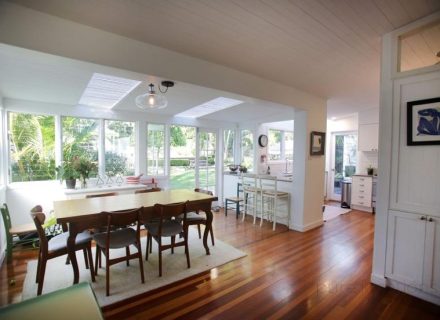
[351,175,374,212]
[358,123,378,152]
[386,211,440,296]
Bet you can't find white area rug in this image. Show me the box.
[323,205,351,221]
[22,228,246,307]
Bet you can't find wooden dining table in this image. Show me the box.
[53,189,217,284]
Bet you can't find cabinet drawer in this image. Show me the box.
[352,188,372,200]
[351,196,371,207]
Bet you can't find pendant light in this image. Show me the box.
[135,80,174,110]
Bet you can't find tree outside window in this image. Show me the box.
[105,120,135,176]
[241,129,253,171]
[147,123,165,176]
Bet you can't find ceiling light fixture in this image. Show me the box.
[135,80,175,110]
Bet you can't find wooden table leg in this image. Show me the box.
[203,209,212,255]
[67,230,80,284]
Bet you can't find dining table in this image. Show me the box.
[53,189,217,284]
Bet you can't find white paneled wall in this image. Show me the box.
[0,186,6,266]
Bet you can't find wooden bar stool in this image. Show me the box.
[259,176,290,230]
[225,183,244,219]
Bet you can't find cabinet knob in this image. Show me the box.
[420,216,426,220]
[428,217,433,222]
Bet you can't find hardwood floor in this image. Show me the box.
[1,208,440,319]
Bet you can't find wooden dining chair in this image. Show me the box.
[1,203,38,264]
[93,207,145,296]
[135,187,162,194]
[145,202,190,277]
[86,192,117,198]
[31,211,95,295]
[181,188,215,245]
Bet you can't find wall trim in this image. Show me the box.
[370,273,387,287]
[291,219,323,232]
[387,279,440,306]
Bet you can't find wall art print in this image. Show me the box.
[407,97,440,146]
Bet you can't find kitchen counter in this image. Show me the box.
[223,171,293,182]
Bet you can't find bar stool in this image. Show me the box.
[241,174,260,224]
[259,176,290,230]
[225,183,244,219]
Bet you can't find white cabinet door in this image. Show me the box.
[423,216,440,295]
[358,123,379,152]
[386,211,426,288]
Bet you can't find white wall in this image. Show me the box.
[357,108,379,174]
[372,12,440,304]
[0,97,6,265]
[0,2,327,233]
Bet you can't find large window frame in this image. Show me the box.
[267,129,294,163]
[146,123,166,176]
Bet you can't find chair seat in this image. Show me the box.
[178,211,206,222]
[9,223,36,235]
[145,220,183,237]
[225,196,243,202]
[48,230,92,252]
[94,228,137,249]
[262,190,289,196]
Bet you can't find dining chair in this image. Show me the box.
[86,192,117,198]
[93,207,145,296]
[31,210,95,295]
[145,202,190,277]
[1,203,38,264]
[259,176,290,230]
[224,183,244,219]
[180,188,215,245]
[135,187,162,194]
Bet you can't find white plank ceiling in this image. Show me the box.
[6,0,440,117]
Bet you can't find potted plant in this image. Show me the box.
[56,161,79,189]
[367,165,374,176]
[72,156,98,189]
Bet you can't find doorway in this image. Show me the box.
[329,132,357,201]
[197,129,217,194]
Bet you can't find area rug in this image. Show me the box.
[22,228,246,307]
[323,205,351,221]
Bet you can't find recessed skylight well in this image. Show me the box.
[79,73,141,108]
[176,97,243,118]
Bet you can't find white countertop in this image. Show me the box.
[223,172,292,182]
[63,183,146,195]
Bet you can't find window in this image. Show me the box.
[223,129,235,170]
[105,120,135,176]
[169,125,196,189]
[268,129,282,160]
[285,131,294,160]
[8,112,56,182]
[147,123,165,176]
[62,116,99,177]
[241,129,253,171]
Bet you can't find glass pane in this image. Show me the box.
[170,125,196,189]
[8,112,56,182]
[284,131,294,160]
[62,116,99,177]
[105,120,135,176]
[241,129,253,171]
[398,20,440,72]
[199,131,216,193]
[147,123,165,176]
[223,129,235,171]
[333,134,357,195]
[268,129,281,160]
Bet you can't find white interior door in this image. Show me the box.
[329,131,357,201]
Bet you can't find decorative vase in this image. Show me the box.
[367,168,374,176]
[116,174,123,186]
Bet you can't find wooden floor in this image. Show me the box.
[2,208,440,319]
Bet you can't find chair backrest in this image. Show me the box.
[241,173,258,192]
[259,175,278,192]
[31,211,48,253]
[153,202,188,228]
[135,187,162,194]
[194,188,213,196]
[86,192,117,198]
[1,204,13,250]
[103,207,143,228]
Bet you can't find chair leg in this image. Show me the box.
[145,235,150,261]
[210,227,215,246]
[158,239,162,277]
[94,246,100,276]
[83,248,89,269]
[171,236,175,254]
[37,257,47,296]
[136,241,145,284]
[149,235,153,253]
[184,228,190,269]
[126,246,130,266]
[105,257,110,297]
[236,201,240,219]
[87,245,95,282]
[225,200,228,216]
[35,253,41,283]
[197,224,201,239]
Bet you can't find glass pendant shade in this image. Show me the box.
[136,83,168,109]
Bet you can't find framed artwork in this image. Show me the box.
[310,131,326,155]
[407,97,440,146]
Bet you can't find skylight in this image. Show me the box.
[176,97,243,118]
[78,73,141,109]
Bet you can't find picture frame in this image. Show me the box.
[407,97,440,146]
[310,131,326,155]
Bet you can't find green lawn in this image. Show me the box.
[170,166,215,189]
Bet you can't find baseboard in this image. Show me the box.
[291,219,323,232]
[370,273,387,287]
[387,278,440,306]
